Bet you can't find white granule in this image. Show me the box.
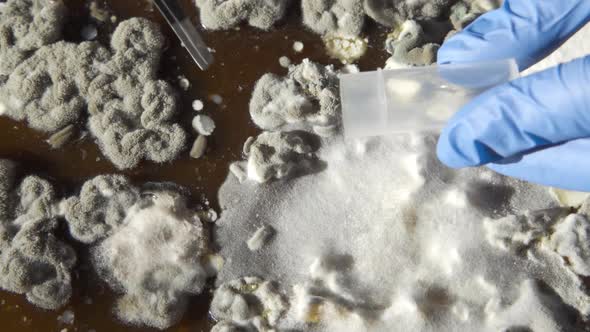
[279,56,291,68]
[293,41,304,52]
[192,99,204,111]
[247,225,275,251]
[178,76,190,90]
[210,94,223,104]
[0,103,6,115]
[192,115,215,136]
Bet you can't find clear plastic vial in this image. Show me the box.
[339,59,519,138]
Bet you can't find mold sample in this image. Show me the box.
[484,208,570,253]
[87,18,188,170]
[0,2,188,170]
[195,0,291,30]
[0,0,66,81]
[0,159,76,310]
[446,0,502,39]
[244,131,321,183]
[62,175,140,244]
[301,0,365,36]
[63,176,209,329]
[250,59,341,136]
[548,214,590,276]
[210,277,288,331]
[384,20,439,68]
[364,0,455,27]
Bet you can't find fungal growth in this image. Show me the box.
[302,0,365,36]
[250,59,341,136]
[364,0,456,27]
[0,0,66,81]
[87,18,187,170]
[0,159,76,310]
[385,20,440,68]
[64,176,209,329]
[244,131,321,183]
[195,0,291,30]
[210,277,288,331]
[0,0,187,170]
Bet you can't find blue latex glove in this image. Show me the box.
[436,0,590,191]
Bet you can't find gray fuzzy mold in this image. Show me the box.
[249,59,340,136]
[63,175,140,244]
[87,18,187,170]
[0,11,188,170]
[195,0,291,30]
[385,20,439,66]
[0,0,66,79]
[0,159,76,310]
[302,0,365,36]
[244,131,321,183]
[364,0,455,27]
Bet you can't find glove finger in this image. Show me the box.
[437,55,590,168]
[487,138,590,191]
[438,0,590,70]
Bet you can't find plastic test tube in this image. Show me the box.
[339,59,519,139]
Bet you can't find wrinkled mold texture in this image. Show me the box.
[0,159,76,310]
[64,175,209,329]
[0,0,187,170]
[195,0,291,30]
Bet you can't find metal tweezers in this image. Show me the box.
[151,0,214,70]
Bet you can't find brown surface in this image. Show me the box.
[0,0,389,331]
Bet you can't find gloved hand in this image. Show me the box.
[436,0,590,191]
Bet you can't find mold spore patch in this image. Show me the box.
[0,0,188,170]
[385,20,439,68]
[210,277,288,331]
[250,59,340,136]
[301,0,365,36]
[0,0,66,80]
[0,159,76,310]
[64,176,209,329]
[244,131,321,183]
[364,0,457,27]
[195,0,291,30]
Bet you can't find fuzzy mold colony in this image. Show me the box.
[0,0,187,170]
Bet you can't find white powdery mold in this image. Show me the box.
[195,0,291,30]
[210,277,288,331]
[484,208,570,253]
[302,0,365,36]
[64,176,209,329]
[548,214,590,276]
[192,115,216,136]
[250,59,341,136]
[244,131,321,183]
